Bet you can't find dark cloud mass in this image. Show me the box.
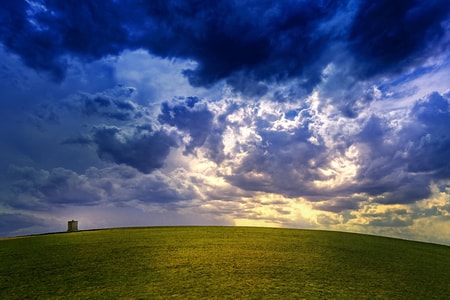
[7,165,101,208]
[349,0,450,77]
[2,1,448,94]
[5,164,199,213]
[158,97,226,162]
[407,92,450,177]
[0,0,128,81]
[92,126,176,174]
[76,89,139,121]
[159,97,214,153]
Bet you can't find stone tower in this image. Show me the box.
[67,220,78,232]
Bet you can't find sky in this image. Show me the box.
[0,0,449,245]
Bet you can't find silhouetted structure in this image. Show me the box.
[67,220,78,232]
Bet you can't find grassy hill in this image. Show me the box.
[0,226,449,299]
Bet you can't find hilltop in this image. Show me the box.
[0,226,449,299]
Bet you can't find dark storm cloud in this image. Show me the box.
[4,82,175,175]
[60,135,93,146]
[4,1,447,96]
[7,165,101,208]
[84,166,200,204]
[407,92,450,178]
[371,181,432,205]
[133,0,345,94]
[72,87,139,121]
[159,97,213,153]
[351,115,405,196]
[313,197,361,213]
[158,97,226,162]
[0,0,128,81]
[92,126,176,174]
[349,0,450,77]
[352,92,450,203]
[4,164,200,211]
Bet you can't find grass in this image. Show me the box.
[0,226,449,299]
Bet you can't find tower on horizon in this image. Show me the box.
[67,220,78,232]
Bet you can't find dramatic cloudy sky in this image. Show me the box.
[1,0,449,244]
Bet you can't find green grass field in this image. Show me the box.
[0,226,449,299]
